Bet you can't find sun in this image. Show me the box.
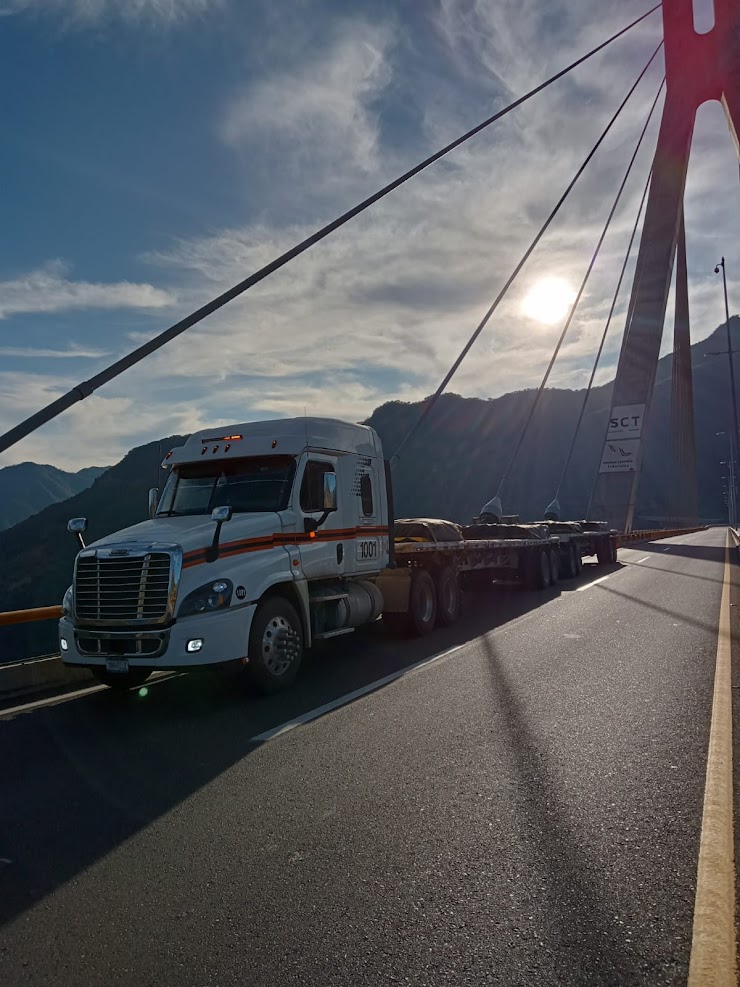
[521,277,577,325]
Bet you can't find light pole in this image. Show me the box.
[714,259,738,528]
[718,430,736,527]
[714,258,739,444]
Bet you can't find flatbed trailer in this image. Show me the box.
[374,518,618,636]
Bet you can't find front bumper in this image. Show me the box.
[59,604,257,669]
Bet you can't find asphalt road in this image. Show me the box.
[0,527,735,986]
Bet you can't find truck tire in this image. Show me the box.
[561,543,576,579]
[246,596,304,694]
[549,548,560,584]
[435,566,461,626]
[596,538,612,565]
[574,547,583,575]
[527,548,551,590]
[91,667,152,692]
[384,569,437,637]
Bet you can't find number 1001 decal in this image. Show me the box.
[357,539,378,561]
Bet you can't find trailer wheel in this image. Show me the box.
[574,548,583,575]
[561,543,576,579]
[527,549,551,590]
[384,569,437,637]
[91,667,152,692]
[549,549,560,584]
[246,596,304,694]
[435,566,461,626]
[596,538,612,565]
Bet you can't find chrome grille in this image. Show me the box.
[75,552,172,623]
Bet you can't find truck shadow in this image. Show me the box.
[0,562,615,929]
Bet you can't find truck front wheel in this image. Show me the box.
[91,667,152,692]
[246,596,304,694]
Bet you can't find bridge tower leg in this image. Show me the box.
[590,0,740,531]
[670,212,699,527]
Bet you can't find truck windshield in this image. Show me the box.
[157,456,296,516]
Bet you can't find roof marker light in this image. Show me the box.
[272,440,278,448]
[224,444,231,452]
[223,434,242,441]
[212,445,219,454]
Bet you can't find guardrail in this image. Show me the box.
[0,605,62,627]
[616,525,708,546]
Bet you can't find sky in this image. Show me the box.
[0,0,738,470]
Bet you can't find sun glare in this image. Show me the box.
[522,277,577,326]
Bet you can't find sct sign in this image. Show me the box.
[607,404,645,440]
[598,404,645,473]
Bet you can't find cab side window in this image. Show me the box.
[300,461,334,512]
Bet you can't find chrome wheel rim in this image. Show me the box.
[261,616,301,676]
[418,584,434,624]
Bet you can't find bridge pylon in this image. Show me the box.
[590,0,740,531]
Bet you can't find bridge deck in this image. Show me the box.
[0,528,735,986]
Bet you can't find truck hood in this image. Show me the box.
[88,513,283,556]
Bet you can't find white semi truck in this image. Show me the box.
[59,417,616,693]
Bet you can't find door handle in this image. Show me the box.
[336,543,344,564]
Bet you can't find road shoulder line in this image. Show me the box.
[687,531,737,986]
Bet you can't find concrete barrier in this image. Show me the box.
[0,656,92,701]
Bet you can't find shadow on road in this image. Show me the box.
[0,564,609,928]
[479,633,640,985]
[633,539,728,566]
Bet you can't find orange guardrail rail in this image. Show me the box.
[615,525,708,547]
[0,605,63,627]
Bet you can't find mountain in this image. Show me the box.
[0,316,737,663]
[369,316,739,526]
[0,462,108,532]
[0,437,185,664]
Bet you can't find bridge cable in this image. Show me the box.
[391,40,664,468]
[0,3,663,457]
[566,159,656,512]
[506,76,665,499]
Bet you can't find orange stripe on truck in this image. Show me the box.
[182,526,388,569]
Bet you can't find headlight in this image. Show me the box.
[178,579,233,617]
[62,586,73,618]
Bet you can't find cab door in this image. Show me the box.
[348,459,384,575]
[295,454,345,580]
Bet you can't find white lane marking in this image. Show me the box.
[0,672,181,719]
[662,545,672,552]
[636,556,650,563]
[251,644,466,743]
[576,574,612,592]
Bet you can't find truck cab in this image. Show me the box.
[60,418,389,693]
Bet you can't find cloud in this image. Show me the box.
[2,1,738,474]
[0,261,175,319]
[0,345,111,358]
[0,0,220,25]
[221,21,393,181]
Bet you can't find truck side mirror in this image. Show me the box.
[206,506,233,562]
[67,517,88,549]
[323,472,337,511]
[148,487,159,519]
